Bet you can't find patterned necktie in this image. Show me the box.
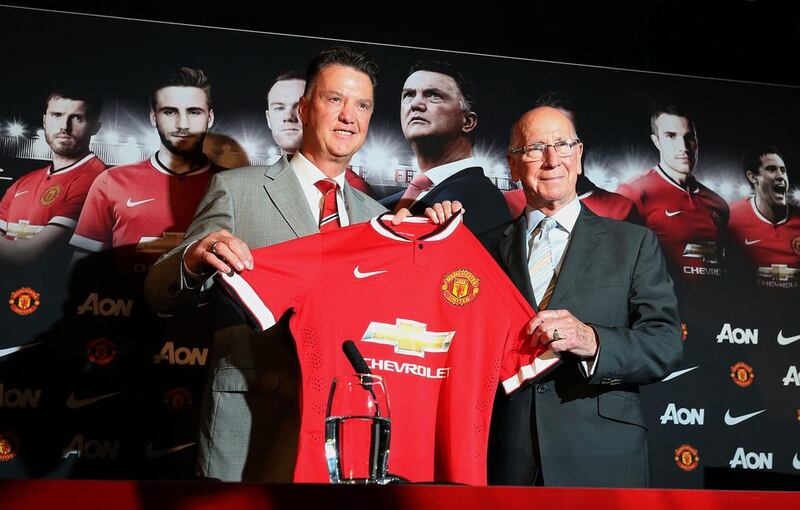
[314,178,340,232]
[528,216,557,309]
[394,172,434,212]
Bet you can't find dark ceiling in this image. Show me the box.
[6,0,799,86]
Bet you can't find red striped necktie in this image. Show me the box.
[315,178,341,232]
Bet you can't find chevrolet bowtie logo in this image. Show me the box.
[683,242,722,264]
[758,264,799,282]
[361,319,455,358]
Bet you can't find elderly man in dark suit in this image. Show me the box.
[381,60,510,235]
[479,106,682,487]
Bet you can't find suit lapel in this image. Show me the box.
[263,158,319,238]
[498,215,537,308]
[343,182,373,223]
[548,208,604,309]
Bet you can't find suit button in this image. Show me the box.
[536,384,547,394]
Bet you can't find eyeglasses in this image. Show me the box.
[509,139,581,161]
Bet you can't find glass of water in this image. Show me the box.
[325,374,391,484]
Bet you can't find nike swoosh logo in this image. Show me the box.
[354,265,388,279]
[777,330,800,346]
[0,342,44,359]
[662,365,700,382]
[724,409,766,426]
[665,209,683,217]
[14,190,29,198]
[127,198,156,207]
[66,391,122,409]
[744,239,761,246]
[145,441,196,460]
[793,453,800,470]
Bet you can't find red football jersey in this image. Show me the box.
[0,153,107,239]
[616,166,729,277]
[345,166,374,197]
[216,213,558,485]
[70,153,221,262]
[727,197,800,289]
[504,187,637,221]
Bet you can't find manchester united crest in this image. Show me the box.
[9,287,40,316]
[681,322,688,342]
[441,269,480,306]
[0,431,20,462]
[730,362,755,388]
[163,387,193,413]
[674,444,700,471]
[87,337,117,366]
[792,236,800,256]
[40,184,62,207]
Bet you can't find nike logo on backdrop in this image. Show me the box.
[127,198,155,207]
[665,209,683,217]
[777,330,800,346]
[14,190,29,198]
[0,342,44,359]
[724,409,766,426]
[793,454,800,470]
[145,442,196,460]
[354,266,388,279]
[66,391,122,409]
[744,239,761,245]
[662,366,700,382]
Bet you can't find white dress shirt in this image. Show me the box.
[291,152,350,226]
[524,196,599,374]
[408,156,482,206]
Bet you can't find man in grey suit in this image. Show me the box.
[144,47,457,482]
[479,106,682,487]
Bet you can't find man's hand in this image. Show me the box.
[527,309,598,358]
[183,229,253,275]
[393,200,463,225]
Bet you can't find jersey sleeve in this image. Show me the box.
[0,180,19,233]
[214,234,324,331]
[614,181,644,215]
[70,172,115,252]
[476,250,561,394]
[49,166,105,230]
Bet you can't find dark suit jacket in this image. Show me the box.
[381,166,510,235]
[478,206,682,487]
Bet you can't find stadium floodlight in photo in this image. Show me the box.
[7,121,25,137]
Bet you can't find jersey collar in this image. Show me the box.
[369,210,464,243]
[656,164,700,194]
[150,151,211,176]
[750,196,788,226]
[49,153,97,175]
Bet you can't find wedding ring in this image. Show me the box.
[553,329,561,341]
[210,241,220,255]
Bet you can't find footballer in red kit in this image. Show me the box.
[71,68,222,267]
[216,212,557,485]
[616,107,729,278]
[727,148,800,289]
[0,90,106,264]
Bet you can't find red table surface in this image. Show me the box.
[1,480,799,510]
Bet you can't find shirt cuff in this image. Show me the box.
[180,240,213,290]
[580,325,600,377]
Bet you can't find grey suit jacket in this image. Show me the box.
[144,157,386,482]
[479,206,682,487]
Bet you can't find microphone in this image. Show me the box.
[341,340,380,417]
[342,340,372,375]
